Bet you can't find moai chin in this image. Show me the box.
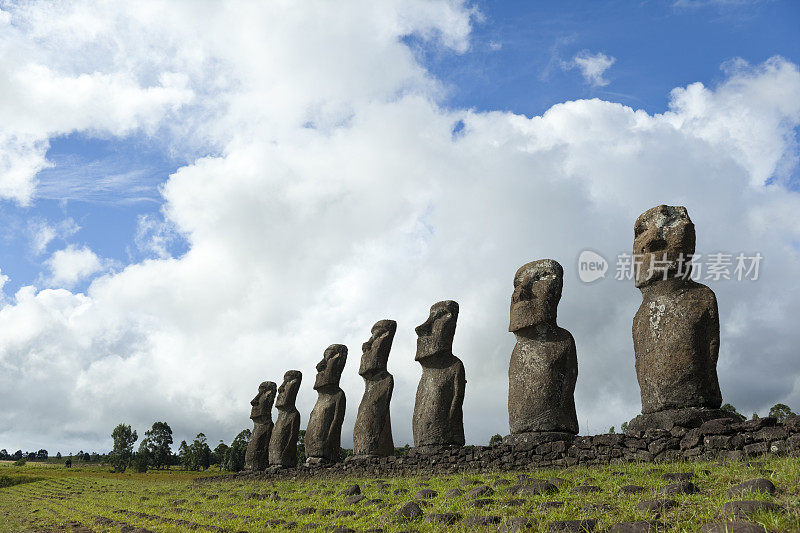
[506,259,578,441]
[305,344,347,464]
[244,381,277,470]
[353,320,396,457]
[628,205,729,432]
[268,370,302,468]
[412,300,466,448]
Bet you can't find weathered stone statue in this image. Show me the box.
[244,380,277,470]
[353,320,396,457]
[268,370,302,468]
[305,344,347,464]
[628,205,731,432]
[506,260,578,442]
[412,300,466,448]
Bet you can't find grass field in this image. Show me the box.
[1,457,798,532]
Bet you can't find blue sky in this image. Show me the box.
[2,1,800,452]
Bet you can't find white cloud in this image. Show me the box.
[44,245,103,288]
[0,2,799,455]
[566,50,616,87]
[29,217,80,256]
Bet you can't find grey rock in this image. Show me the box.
[548,519,597,532]
[470,498,494,508]
[571,485,602,494]
[618,485,645,495]
[396,501,423,520]
[501,516,537,531]
[628,408,737,433]
[344,495,365,505]
[444,488,464,498]
[425,513,462,524]
[508,260,578,434]
[700,521,771,533]
[342,485,360,496]
[467,485,494,498]
[353,320,396,457]
[636,499,679,513]
[306,345,347,463]
[632,206,723,416]
[463,515,502,527]
[658,482,699,495]
[244,380,276,471]
[726,479,775,497]
[609,522,664,533]
[268,370,302,467]
[414,489,437,499]
[412,300,466,447]
[720,500,784,517]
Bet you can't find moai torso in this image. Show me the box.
[353,320,396,457]
[412,301,466,448]
[268,370,302,467]
[305,344,347,462]
[508,260,578,435]
[632,205,722,414]
[244,381,276,470]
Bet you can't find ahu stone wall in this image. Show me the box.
[231,415,800,481]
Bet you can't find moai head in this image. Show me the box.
[275,370,302,410]
[509,259,563,332]
[359,319,397,377]
[415,300,459,362]
[633,205,695,288]
[313,344,348,390]
[250,381,277,423]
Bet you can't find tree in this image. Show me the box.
[133,440,150,473]
[296,429,306,465]
[752,412,759,420]
[65,458,72,468]
[144,421,173,469]
[190,433,211,471]
[36,449,48,461]
[12,450,22,460]
[0,449,8,460]
[620,422,629,433]
[769,403,795,423]
[178,440,190,470]
[609,427,616,434]
[224,429,251,472]
[82,452,90,462]
[212,441,229,468]
[489,434,503,446]
[56,452,62,459]
[720,403,746,421]
[110,423,138,473]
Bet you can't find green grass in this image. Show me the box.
[1,457,798,531]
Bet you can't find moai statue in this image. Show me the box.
[244,380,277,470]
[268,370,302,468]
[412,300,466,449]
[305,344,347,464]
[628,205,731,432]
[506,260,578,444]
[353,320,396,457]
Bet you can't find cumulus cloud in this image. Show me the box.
[565,50,616,87]
[0,2,799,455]
[44,245,104,288]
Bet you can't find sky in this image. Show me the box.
[0,0,799,455]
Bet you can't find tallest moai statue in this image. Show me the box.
[628,205,734,432]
